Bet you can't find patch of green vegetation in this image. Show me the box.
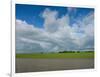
[16,51,94,59]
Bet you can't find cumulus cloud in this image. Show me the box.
[16,8,94,53]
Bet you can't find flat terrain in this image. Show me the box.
[16,58,94,73]
[16,52,94,59]
[16,52,94,73]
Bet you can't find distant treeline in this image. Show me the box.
[59,51,94,53]
[16,50,94,54]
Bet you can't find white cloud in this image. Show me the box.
[42,8,59,33]
[16,8,94,53]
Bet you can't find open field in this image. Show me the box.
[16,52,94,59]
[16,52,94,73]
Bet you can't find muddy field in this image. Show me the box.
[16,58,94,73]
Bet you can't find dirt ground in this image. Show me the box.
[16,58,94,73]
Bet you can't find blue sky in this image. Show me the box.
[16,4,94,53]
[16,4,94,28]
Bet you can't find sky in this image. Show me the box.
[16,4,94,53]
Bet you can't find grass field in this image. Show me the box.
[16,52,94,59]
[16,52,94,73]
